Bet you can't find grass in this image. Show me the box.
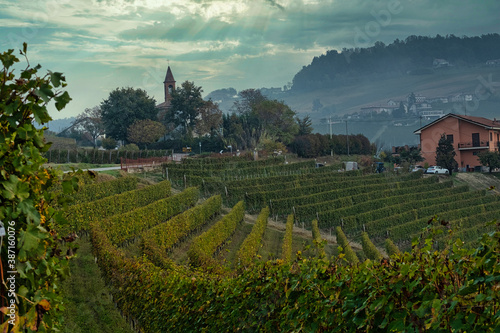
[45,162,120,172]
[60,237,134,333]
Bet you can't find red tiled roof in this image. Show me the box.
[414,113,500,134]
[458,115,500,127]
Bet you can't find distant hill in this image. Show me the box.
[290,34,500,92]
[35,117,76,133]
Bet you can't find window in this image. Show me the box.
[472,133,480,147]
[446,134,454,143]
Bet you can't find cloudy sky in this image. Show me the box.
[1,0,499,120]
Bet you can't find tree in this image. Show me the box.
[101,87,157,142]
[436,134,458,174]
[253,100,298,144]
[0,43,78,331]
[296,115,313,136]
[195,100,223,137]
[400,148,424,165]
[127,119,166,148]
[74,106,105,147]
[392,101,406,118]
[101,137,117,150]
[477,150,500,173]
[166,81,205,137]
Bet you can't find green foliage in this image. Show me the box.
[94,211,500,332]
[142,195,222,270]
[384,238,401,256]
[0,44,77,331]
[166,81,205,137]
[119,143,139,151]
[291,133,372,157]
[127,119,166,148]
[61,180,171,234]
[311,219,325,258]
[296,115,313,136]
[478,150,500,173]
[273,175,436,218]
[101,137,117,150]
[311,219,321,241]
[281,214,294,263]
[101,187,199,245]
[335,227,359,264]
[361,232,383,260]
[436,134,458,174]
[100,87,157,142]
[67,176,137,205]
[188,201,245,271]
[237,206,269,267]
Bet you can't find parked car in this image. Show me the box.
[425,166,449,174]
[411,165,425,172]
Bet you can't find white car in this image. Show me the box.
[425,166,449,174]
[411,165,425,172]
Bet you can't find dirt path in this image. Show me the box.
[245,214,365,251]
[455,173,500,193]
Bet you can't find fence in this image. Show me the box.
[121,154,190,172]
[43,149,171,164]
[121,157,170,172]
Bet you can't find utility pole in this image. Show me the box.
[329,116,332,139]
[345,120,349,156]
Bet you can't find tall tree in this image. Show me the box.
[166,81,205,137]
[400,148,424,165]
[100,87,157,142]
[435,134,458,175]
[127,119,166,149]
[296,115,313,135]
[195,100,223,137]
[477,151,500,173]
[74,106,105,147]
[253,100,298,144]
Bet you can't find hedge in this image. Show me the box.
[361,232,383,260]
[281,214,294,263]
[336,226,359,264]
[237,206,270,267]
[187,201,245,271]
[272,177,439,221]
[68,176,138,205]
[100,187,200,246]
[61,180,171,234]
[141,195,222,270]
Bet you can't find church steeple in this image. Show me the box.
[164,66,176,105]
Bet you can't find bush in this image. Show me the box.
[101,137,117,149]
[384,238,401,256]
[119,143,139,151]
[336,227,359,264]
[361,232,383,260]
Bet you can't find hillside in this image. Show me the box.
[58,157,500,332]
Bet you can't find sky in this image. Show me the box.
[1,0,499,120]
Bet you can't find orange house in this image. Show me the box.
[414,113,500,170]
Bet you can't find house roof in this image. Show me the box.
[164,66,175,83]
[414,113,500,134]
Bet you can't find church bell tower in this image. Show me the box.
[164,66,176,107]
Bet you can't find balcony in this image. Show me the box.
[457,141,489,150]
